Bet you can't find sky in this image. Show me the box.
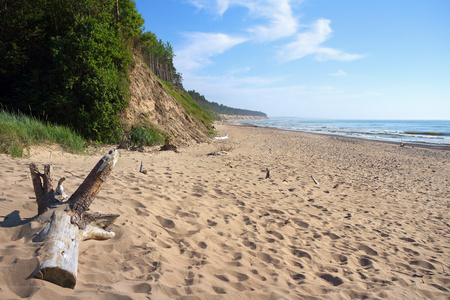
[134,0,450,119]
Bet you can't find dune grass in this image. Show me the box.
[0,110,87,157]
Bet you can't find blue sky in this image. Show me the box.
[134,0,450,119]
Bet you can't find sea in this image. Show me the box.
[237,118,450,146]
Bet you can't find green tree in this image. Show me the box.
[0,0,145,142]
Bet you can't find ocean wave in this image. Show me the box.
[238,119,450,146]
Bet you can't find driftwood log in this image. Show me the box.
[29,149,119,289]
[160,139,179,153]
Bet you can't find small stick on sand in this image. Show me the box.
[284,217,291,225]
[311,175,319,185]
[266,220,275,228]
[139,162,147,174]
[265,168,270,179]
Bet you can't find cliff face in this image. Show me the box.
[122,57,210,145]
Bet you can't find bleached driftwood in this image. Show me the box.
[214,134,228,140]
[32,210,81,288]
[30,149,119,289]
[311,175,320,185]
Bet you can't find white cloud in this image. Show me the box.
[278,18,365,63]
[316,48,366,62]
[246,0,299,41]
[186,0,236,14]
[186,0,210,10]
[329,69,347,76]
[175,32,248,71]
[188,0,300,41]
[181,1,365,75]
[227,66,251,75]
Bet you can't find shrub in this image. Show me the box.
[129,125,165,146]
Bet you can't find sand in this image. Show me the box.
[0,122,449,299]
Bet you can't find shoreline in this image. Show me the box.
[227,120,450,151]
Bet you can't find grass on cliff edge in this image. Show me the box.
[160,80,215,135]
[0,110,87,158]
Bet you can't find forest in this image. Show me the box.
[0,0,184,143]
[188,90,267,117]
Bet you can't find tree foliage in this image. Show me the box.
[137,31,183,89]
[0,0,144,142]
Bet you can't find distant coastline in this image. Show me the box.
[219,114,269,121]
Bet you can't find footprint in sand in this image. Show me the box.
[292,218,309,228]
[243,240,257,250]
[267,230,284,240]
[135,208,149,216]
[358,244,378,256]
[177,211,197,218]
[291,249,312,260]
[156,240,171,248]
[231,272,249,282]
[185,271,195,286]
[358,257,373,268]
[198,241,207,249]
[233,252,242,260]
[207,219,218,226]
[404,247,420,256]
[257,252,273,263]
[319,273,344,286]
[290,271,306,281]
[332,253,348,265]
[215,274,230,282]
[185,278,194,286]
[132,283,152,293]
[292,260,304,269]
[212,286,227,294]
[409,260,436,270]
[400,237,416,243]
[236,200,245,206]
[243,216,253,225]
[323,232,340,240]
[155,216,175,229]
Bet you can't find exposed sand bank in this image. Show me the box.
[1,122,449,299]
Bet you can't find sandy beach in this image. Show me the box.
[1,122,449,299]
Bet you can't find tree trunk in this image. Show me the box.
[116,0,120,23]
